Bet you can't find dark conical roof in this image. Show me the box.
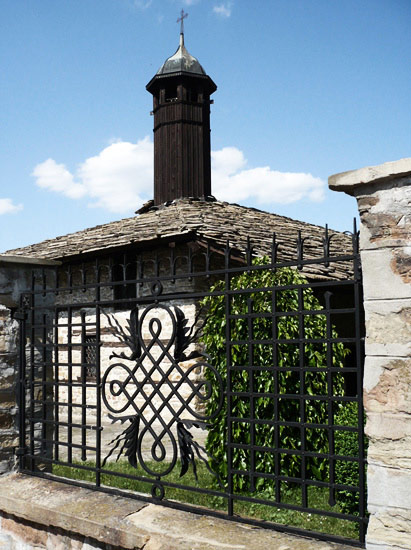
[156,33,206,76]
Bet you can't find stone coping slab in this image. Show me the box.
[0,473,360,550]
[328,158,411,194]
[0,255,61,266]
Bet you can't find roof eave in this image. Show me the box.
[146,72,217,94]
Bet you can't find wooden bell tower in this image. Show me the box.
[146,19,217,205]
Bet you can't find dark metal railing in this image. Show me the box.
[16,223,367,546]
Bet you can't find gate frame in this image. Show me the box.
[14,226,368,547]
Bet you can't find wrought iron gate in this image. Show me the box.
[16,225,367,546]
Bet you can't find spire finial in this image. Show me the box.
[177,8,188,36]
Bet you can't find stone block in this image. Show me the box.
[1,516,48,548]
[0,369,16,391]
[364,299,411,357]
[366,508,411,550]
[0,391,16,409]
[361,248,411,300]
[363,356,385,393]
[366,544,411,550]
[366,435,411,470]
[367,464,411,509]
[0,433,19,449]
[0,318,18,355]
[0,534,11,550]
[328,157,411,193]
[46,532,76,550]
[363,357,411,414]
[365,412,411,441]
[0,414,13,430]
[0,461,13,475]
[356,182,411,250]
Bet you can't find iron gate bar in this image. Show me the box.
[298,286,307,508]
[29,288,35,471]
[228,365,359,373]
[38,265,357,295]
[228,414,360,429]
[67,306,73,464]
[30,438,96,452]
[225,242,234,518]
[229,443,362,465]
[228,393,360,401]
[23,279,360,306]
[95,293,102,487]
[28,417,99,431]
[229,307,359,318]
[27,254,359,296]
[24,277,359,311]
[22,452,361,514]
[271,281,281,501]
[46,397,94,410]
[53,308,60,462]
[40,313,47,455]
[80,311,87,461]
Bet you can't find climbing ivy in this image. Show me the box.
[201,258,350,494]
[334,402,368,516]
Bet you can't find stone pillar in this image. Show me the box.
[329,158,411,550]
[0,256,60,475]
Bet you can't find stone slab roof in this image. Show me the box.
[4,199,354,280]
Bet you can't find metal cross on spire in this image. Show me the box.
[177,9,188,35]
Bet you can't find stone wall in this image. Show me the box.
[0,305,18,474]
[0,256,60,475]
[329,158,411,550]
[0,474,361,550]
[0,512,116,550]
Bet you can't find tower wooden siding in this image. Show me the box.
[150,78,214,205]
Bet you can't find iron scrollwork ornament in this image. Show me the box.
[101,302,223,488]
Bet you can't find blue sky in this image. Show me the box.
[1,0,410,252]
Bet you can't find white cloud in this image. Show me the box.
[211,147,325,204]
[0,198,23,215]
[77,138,153,211]
[32,137,153,214]
[213,2,232,18]
[32,140,324,214]
[33,159,86,199]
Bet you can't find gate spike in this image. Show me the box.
[353,217,359,254]
[297,230,304,270]
[271,232,278,266]
[323,224,330,267]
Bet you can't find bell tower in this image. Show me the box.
[146,14,217,205]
